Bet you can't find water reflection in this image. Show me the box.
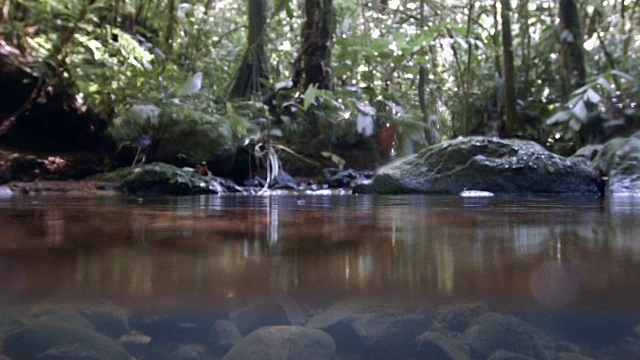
[0,195,639,311]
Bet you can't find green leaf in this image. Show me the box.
[572,83,592,95]
[596,76,614,95]
[584,88,601,103]
[275,80,293,91]
[356,113,374,136]
[303,83,319,111]
[571,100,587,122]
[611,69,635,82]
[175,72,203,97]
[569,117,582,131]
[321,151,346,170]
[567,94,583,107]
[128,104,161,125]
[545,109,572,125]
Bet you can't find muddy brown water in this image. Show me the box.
[1,194,640,355]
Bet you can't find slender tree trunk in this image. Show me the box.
[229,0,269,98]
[492,0,503,121]
[54,0,95,65]
[0,0,10,22]
[417,0,439,144]
[112,0,121,27]
[298,0,335,90]
[164,0,176,56]
[558,0,586,101]
[418,0,428,121]
[463,0,474,135]
[518,0,531,98]
[501,0,518,136]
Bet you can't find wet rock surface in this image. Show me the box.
[592,131,640,195]
[93,162,244,195]
[355,136,600,194]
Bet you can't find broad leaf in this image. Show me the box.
[569,117,583,131]
[356,102,376,115]
[303,84,319,111]
[572,83,592,95]
[584,88,601,103]
[321,151,346,170]
[176,72,203,97]
[128,104,161,125]
[275,79,293,91]
[356,113,374,136]
[571,100,588,122]
[596,76,613,95]
[611,69,635,82]
[545,109,572,125]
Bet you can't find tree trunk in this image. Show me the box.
[501,0,518,137]
[559,0,586,101]
[164,0,176,56]
[229,0,269,98]
[0,0,10,22]
[297,0,335,90]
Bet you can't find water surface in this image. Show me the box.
[1,194,640,355]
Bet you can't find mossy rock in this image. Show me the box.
[93,163,240,195]
[595,130,640,194]
[355,136,599,195]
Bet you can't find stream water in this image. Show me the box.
[1,194,640,359]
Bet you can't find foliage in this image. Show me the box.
[1,0,640,172]
[545,69,639,148]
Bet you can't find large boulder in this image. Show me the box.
[594,131,640,195]
[1,319,130,360]
[434,302,490,333]
[78,305,130,339]
[208,320,242,356]
[221,326,335,360]
[229,300,292,336]
[306,311,431,359]
[354,137,599,194]
[462,313,548,360]
[416,330,471,360]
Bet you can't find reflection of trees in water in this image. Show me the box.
[2,197,640,306]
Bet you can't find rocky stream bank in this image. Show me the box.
[2,133,640,197]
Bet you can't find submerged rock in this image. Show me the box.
[435,302,490,333]
[487,349,536,360]
[229,300,292,336]
[1,320,130,360]
[354,137,599,194]
[117,331,150,358]
[79,305,130,339]
[208,320,242,356]
[221,326,335,360]
[416,331,471,360]
[306,311,431,359]
[128,306,222,343]
[462,313,548,360]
